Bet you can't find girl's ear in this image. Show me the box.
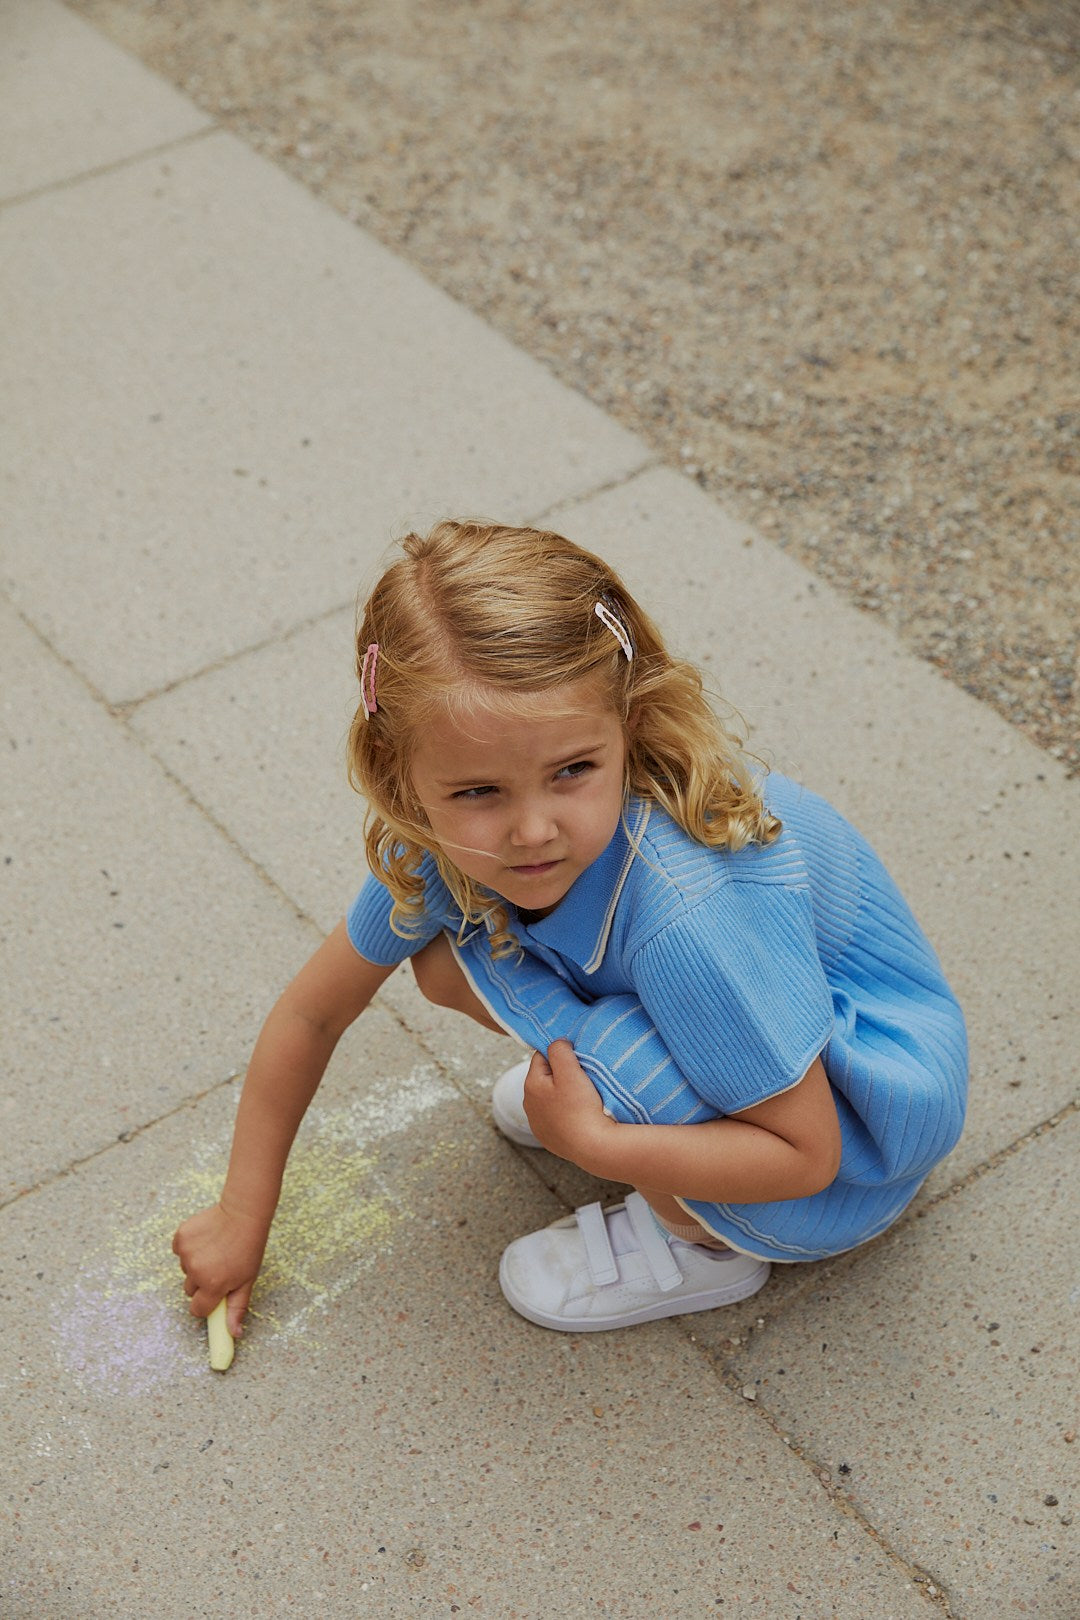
[626,703,641,739]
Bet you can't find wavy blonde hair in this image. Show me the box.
[347,520,780,955]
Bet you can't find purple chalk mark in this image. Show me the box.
[55,1277,204,1397]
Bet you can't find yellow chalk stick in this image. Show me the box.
[207,1299,235,1372]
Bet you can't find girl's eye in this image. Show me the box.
[452,785,495,801]
[558,760,593,781]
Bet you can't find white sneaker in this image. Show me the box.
[499,1191,770,1332]
[491,1058,542,1148]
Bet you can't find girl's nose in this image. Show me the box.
[508,800,557,849]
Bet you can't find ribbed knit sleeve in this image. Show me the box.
[631,883,834,1116]
[346,868,444,965]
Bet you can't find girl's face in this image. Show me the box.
[409,681,628,918]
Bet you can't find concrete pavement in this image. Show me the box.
[2,3,1076,1614]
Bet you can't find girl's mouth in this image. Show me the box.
[510,860,560,877]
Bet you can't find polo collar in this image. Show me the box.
[521,798,651,973]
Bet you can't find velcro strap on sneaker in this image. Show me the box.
[576,1201,619,1286]
[625,1192,684,1292]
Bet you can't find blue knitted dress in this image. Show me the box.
[347,775,968,1262]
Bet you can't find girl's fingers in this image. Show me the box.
[227,1282,253,1339]
[526,1048,553,1081]
[546,1039,586,1086]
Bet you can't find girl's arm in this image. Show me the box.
[172,921,397,1334]
[524,1041,842,1204]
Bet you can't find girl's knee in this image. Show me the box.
[411,936,507,1035]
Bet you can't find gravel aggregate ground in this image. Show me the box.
[67,0,1080,772]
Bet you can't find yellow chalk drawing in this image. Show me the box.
[55,1066,459,1394]
[107,1135,395,1336]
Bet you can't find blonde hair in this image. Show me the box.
[347,520,780,955]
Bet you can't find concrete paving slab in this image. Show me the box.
[550,469,1080,1183]
[0,597,319,1199]
[1,131,647,706]
[724,1111,1079,1619]
[129,607,363,935]
[0,0,211,201]
[5,1052,939,1619]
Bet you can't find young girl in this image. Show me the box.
[173,520,968,1335]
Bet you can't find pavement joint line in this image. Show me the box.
[4,589,344,923]
[5,585,119,716]
[660,1095,1080,1611]
[524,455,662,528]
[653,1094,1080,1616]
[0,972,489,1215]
[0,1069,243,1214]
[692,1328,960,1618]
[81,458,669,718]
[676,1093,1080,1359]
[112,461,682,713]
[912,1092,1080,1216]
[138,725,330,909]
[115,597,357,717]
[0,120,218,213]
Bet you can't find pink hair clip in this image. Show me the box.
[360,642,379,718]
[594,599,634,661]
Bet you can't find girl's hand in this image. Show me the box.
[522,1040,615,1172]
[171,1202,270,1338]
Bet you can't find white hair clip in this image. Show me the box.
[594,598,634,661]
